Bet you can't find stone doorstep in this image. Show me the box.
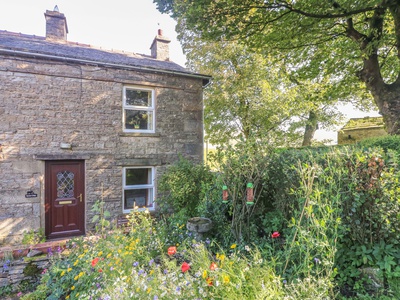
[0,238,70,260]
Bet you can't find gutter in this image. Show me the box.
[0,48,211,87]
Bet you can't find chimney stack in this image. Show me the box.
[150,29,171,61]
[44,6,68,41]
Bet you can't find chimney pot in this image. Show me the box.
[150,29,171,61]
[44,8,68,41]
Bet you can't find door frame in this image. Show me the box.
[45,160,86,239]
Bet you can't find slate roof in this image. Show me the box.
[0,30,210,83]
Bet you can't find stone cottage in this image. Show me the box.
[337,117,387,145]
[0,8,210,244]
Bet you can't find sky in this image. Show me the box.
[0,0,380,144]
[0,0,186,65]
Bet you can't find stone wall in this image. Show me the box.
[0,55,205,244]
[0,256,49,289]
[337,126,387,145]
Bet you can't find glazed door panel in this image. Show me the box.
[45,160,85,239]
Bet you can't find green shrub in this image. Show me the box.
[21,228,45,245]
[157,157,215,218]
[357,135,400,153]
[209,140,272,244]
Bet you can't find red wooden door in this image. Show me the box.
[45,160,85,239]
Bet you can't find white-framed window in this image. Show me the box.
[123,167,155,212]
[123,86,155,132]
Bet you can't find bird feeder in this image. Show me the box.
[222,185,229,203]
[246,182,254,205]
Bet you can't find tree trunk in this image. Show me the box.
[358,55,400,135]
[302,110,318,146]
[369,84,400,135]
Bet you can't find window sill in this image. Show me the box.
[119,132,161,138]
[122,207,155,214]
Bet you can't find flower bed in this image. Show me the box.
[19,212,336,300]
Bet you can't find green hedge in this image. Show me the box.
[262,136,400,297]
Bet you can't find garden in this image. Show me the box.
[8,136,400,299]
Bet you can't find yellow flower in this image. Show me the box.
[107,253,112,258]
[98,251,103,256]
[76,293,80,297]
[73,260,79,266]
[147,287,152,294]
[74,275,79,281]
[202,270,208,279]
[66,296,69,299]
[217,253,225,261]
[71,286,75,290]
[149,270,154,275]
[230,244,237,249]
[79,272,84,278]
[61,271,65,277]
[223,275,230,284]
[67,268,72,272]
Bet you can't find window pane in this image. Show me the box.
[56,171,74,198]
[125,168,151,185]
[125,89,151,107]
[125,110,153,130]
[124,189,153,208]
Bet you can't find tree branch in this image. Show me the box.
[263,2,377,20]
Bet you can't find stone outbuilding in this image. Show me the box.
[337,117,387,145]
[0,7,210,244]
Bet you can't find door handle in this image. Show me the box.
[78,193,83,202]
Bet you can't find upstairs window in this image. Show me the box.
[123,87,155,132]
[123,167,155,212]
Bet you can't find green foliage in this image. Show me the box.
[358,135,400,153]
[260,137,400,297]
[209,139,272,244]
[157,157,215,218]
[21,228,45,245]
[90,199,111,235]
[195,179,234,249]
[0,285,13,298]
[175,15,350,147]
[154,0,400,134]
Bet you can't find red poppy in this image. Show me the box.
[98,269,103,273]
[209,262,217,271]
[181,262,190,273]
[91,257,100,267]
[168,246,177,256]
[271,231,280,238]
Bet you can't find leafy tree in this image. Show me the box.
[155,0,399,135]
[180,36,305,146]
[176,21,352,146]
